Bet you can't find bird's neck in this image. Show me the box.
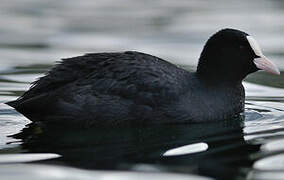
[196,58,245,85]
[196,72,243,86]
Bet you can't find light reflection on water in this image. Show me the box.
[0,0,284,179]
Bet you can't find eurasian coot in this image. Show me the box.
[6,29,280,126]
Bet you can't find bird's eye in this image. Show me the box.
[239,45,245,49]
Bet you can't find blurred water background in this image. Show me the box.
[1,0,284,179]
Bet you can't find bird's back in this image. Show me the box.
[7,51,192,126]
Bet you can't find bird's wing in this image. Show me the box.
[17,52,125,101]
[7,51,191,111]
[73,51,191,106]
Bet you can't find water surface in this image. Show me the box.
[1,0,284,179]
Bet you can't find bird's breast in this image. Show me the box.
[167,84,245,122]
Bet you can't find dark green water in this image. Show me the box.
[1,0,284,179]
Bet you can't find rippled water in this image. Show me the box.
[1,0,284,179]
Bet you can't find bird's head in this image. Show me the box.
[197,28,280,83]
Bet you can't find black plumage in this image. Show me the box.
[7,29,269,126]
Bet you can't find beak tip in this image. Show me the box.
[269,68,280,75]
[272,67,281,75]
[267,68,280,75]
[254,57,280,76]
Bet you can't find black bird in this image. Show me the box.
[6,29,280,126]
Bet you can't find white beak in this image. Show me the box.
[254,56,280,75]
[247,36,280,75]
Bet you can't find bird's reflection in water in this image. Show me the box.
[12,116,260,179]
